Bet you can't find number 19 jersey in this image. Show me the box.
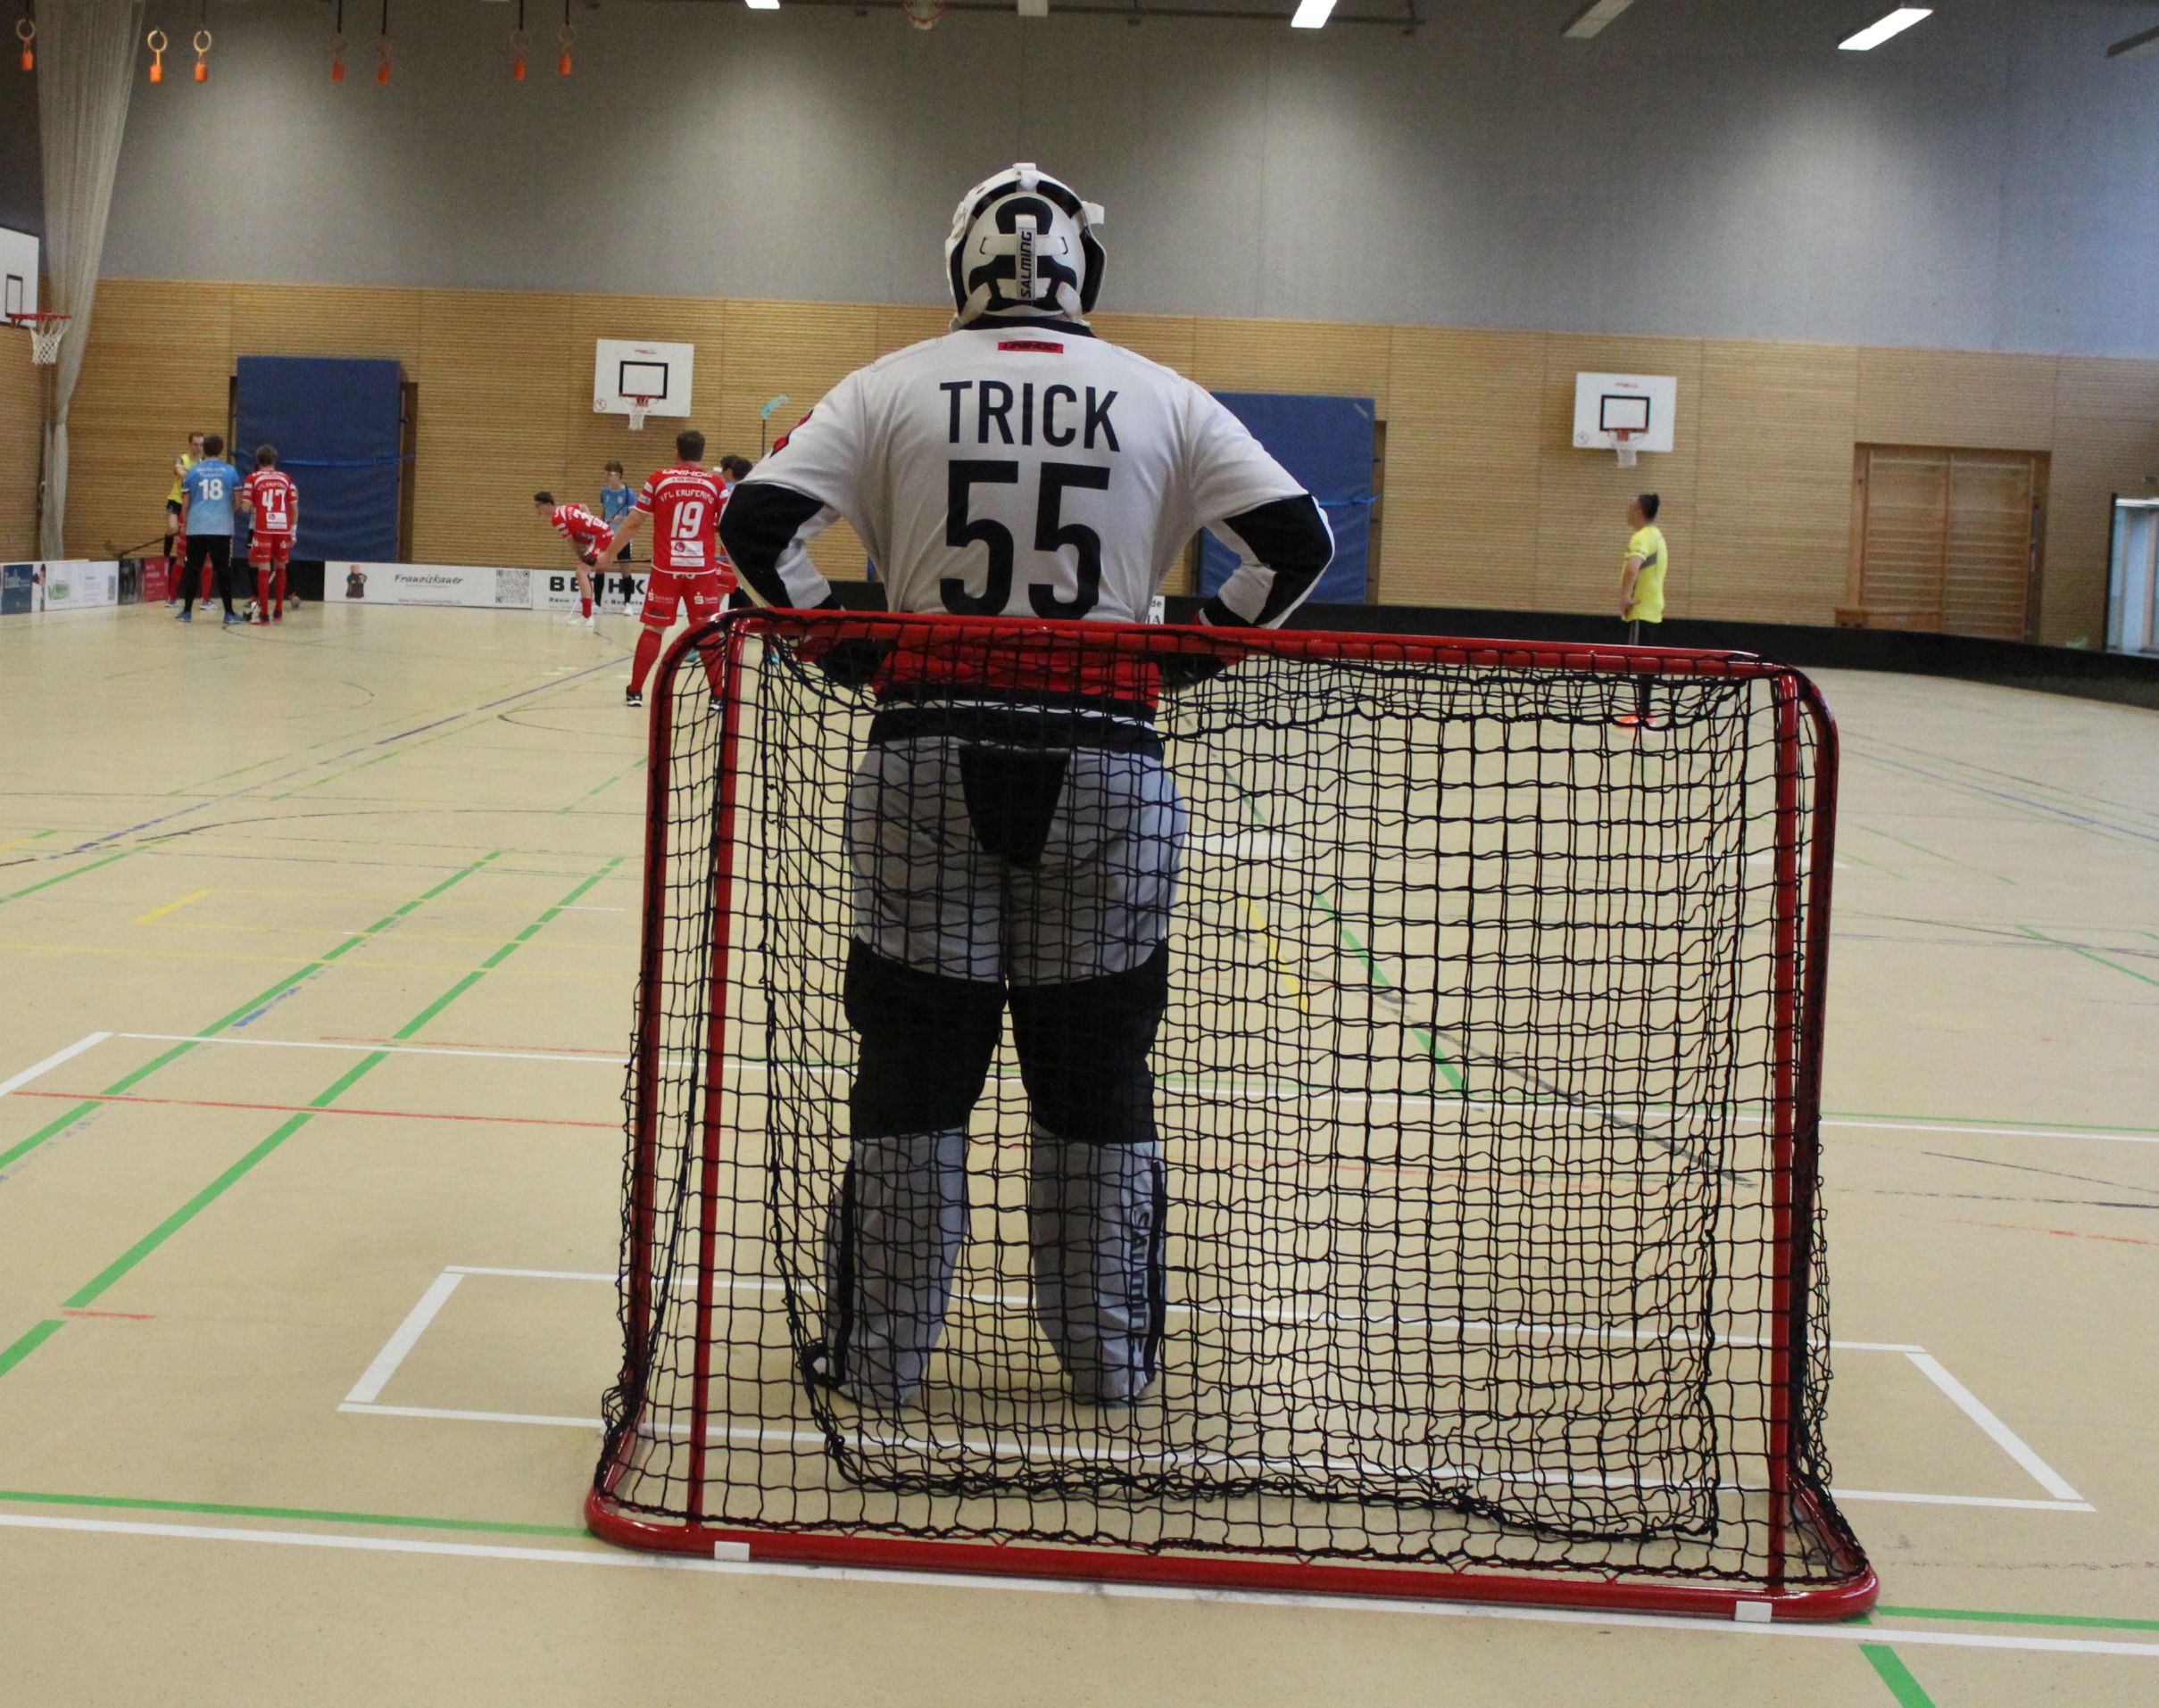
[734,325,1314,623]
[634,463,734,590]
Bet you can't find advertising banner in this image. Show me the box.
[324,563,532,608]
[39,561,120,611]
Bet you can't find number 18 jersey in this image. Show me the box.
[733,324,1315,623]
[634,463,733,589]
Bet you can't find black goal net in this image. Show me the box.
[590,610,1872,1615]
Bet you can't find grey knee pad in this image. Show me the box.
[1028,1129,1167,1406]
[823,1127,970,1411]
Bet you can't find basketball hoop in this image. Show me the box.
[627,394,653,432]
[1612,427,1641,469]
[9,312,70,367]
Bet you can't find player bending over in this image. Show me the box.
[607,427,733,709]
[720,162,1333,1411]
[532,493,610,624]
[238,445,299,625]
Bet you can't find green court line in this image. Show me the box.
[1313,888,1467,1093]
[0,1320,63,1380]
[0,852,502,1175]
[0,1488,584,1538]
[2016,924,2159,991]
[1852,824,2015,884]
[35,857,621,1322]
[1876,1604,2159,1633]
[163,725,391,797]
[1859,1645,1936,1707]
[0,846,139,907]
[558,759,646,815]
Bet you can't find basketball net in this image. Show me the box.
[627,394,653,432]
[901,0,950,28]
[11,313,69,367]
[1613,427,1640,468]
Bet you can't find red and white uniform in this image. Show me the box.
[241,468,299,567]
[551,502,615,567]
[632,462,733,631]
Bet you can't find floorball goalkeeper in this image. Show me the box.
[720,163,1333,1410]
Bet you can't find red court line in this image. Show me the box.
[16,1090,613,1132]
[60,1308,156,1322]
[1949,1217,2159,1251]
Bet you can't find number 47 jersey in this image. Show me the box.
[720,324,1333,630]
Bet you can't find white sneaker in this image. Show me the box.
[558,613,585,625]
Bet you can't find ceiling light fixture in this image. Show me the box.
[1839,8,1931,53]
[2105,24,2159,62]
[1291,0,1335,29]
[1562,0,1636,41]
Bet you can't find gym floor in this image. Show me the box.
[0,602,2153,1706]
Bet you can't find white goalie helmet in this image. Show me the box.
[944,162,1106,329]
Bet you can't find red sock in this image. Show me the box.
[581,593,594,618]
[696,642,726,698]
[628,627,664,694]
[256,568,271,616]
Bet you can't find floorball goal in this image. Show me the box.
[586,609,1875,1621]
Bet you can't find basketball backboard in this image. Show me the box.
[1573,372,1676,453]
[594,337,694,418]
[0,225,39,321]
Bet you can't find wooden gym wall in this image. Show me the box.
[0,341,40,560]
[62,279,2159,645]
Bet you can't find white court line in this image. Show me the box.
[336,1400,2090,1514]
[0,1032,112,1099]
[3,1511,2155,1654]
[1825,1117,2159,1146]
[100,1032,2159,1147]
[343,1273,466,1405]
[1906,1352,2085,1504]
[119,1032,626,1068]
[1831,1489,2092,1513]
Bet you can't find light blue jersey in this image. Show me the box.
[182,458,241,536]
[601,483,635,526]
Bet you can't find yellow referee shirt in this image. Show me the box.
[169,453,197,506]
[1623,525,1669,624]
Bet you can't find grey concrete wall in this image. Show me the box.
[87,0,2159,356]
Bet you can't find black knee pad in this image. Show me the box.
[1007,943,1169,1148]
[843,940,1004,1139]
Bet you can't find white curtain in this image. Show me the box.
[36,0,143,560]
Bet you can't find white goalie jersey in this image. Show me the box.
[721,323,1334,630]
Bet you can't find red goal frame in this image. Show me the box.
[587,610,1876,1623]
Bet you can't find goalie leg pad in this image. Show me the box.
[1006,942,1168,1149]
[843,939,1004,1138]
[826,1126,971,1411]
[1028,1129,1167,1405]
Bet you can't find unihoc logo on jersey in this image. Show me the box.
[998,341,1066,354]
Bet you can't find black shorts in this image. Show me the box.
[166,499,183,520]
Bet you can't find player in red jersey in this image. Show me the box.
[238,445,300,625]
[532,493,610,623]
[603,427,733,709]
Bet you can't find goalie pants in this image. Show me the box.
[826,726,1184,1409]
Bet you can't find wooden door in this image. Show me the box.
[1853,446,2044,639]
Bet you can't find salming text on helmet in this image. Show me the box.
[944,162,1106,329]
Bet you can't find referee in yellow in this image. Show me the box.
[1616,493,1668,726]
